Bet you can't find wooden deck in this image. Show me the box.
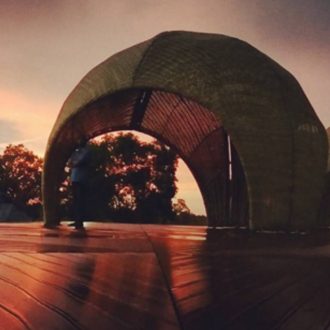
[0,222,330,329]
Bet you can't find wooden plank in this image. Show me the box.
[0,223,330,329]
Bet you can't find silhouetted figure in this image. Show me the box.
[70,142,92,229]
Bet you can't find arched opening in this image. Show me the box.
[175,158,206,217]
[46,88,249,228]
[62,130,206,225]
[43,30,328,231]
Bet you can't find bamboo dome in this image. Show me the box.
[42,31,328,230]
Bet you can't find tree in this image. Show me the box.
[0,134,182,223]
[173,198,207,225]
[173,198,191,215]
[0,144,43,217]
[96,133,178,222]
[62,133,179,223]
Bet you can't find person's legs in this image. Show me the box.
[72,182,84,228]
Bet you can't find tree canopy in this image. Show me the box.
[65,132,179,223]
[0,133,207,224]
[0,144,42,217]
[0,133,185,223]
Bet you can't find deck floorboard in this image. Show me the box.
[0,222,329,329]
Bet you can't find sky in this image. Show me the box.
[0,0,329,215]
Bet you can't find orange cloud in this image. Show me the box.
[0,88,59,155]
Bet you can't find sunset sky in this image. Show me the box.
[0,0,329,215]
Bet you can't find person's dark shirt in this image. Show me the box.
[70,146,91,183]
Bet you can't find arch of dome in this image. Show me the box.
[42,31,328,230]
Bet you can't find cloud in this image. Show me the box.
[0,88,58,155]
[0,119,22,144]
[0,118,46,155]
[0,0,83,22]
[0,0,328,212]
[249,0,330,49]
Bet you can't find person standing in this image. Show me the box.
[70,142,92,229]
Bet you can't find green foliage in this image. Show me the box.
[172,198,207,226]
[0,144,42,218]
[63,133,179,223]
[0,134,204,225]
[173,198,191,215]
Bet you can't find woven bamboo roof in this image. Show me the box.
[42,31,328,230]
